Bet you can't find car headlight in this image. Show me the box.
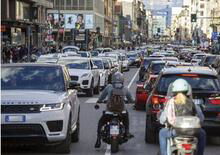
[81,73,90,78]
[40,103,65,112]
[100,72,104,77]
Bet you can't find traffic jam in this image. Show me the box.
[1,45,220,155]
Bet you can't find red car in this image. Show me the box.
[135,75,157,110]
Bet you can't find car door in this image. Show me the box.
[63,67,79,125]
[90,60,99,87]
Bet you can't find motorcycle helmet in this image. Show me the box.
[112,72,124,88]
[172,78,189,93]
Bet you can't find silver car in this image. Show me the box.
[1,63,80,153]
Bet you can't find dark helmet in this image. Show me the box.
[112,72,124,84]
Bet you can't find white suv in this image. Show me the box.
[1,64,80,153]
[58,57,100,97]
[91,58,109,89]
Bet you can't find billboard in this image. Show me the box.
[47,13,93,30]
[47,13,65,29]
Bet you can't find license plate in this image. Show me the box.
[110,125,119,135]
[5,115,26,122]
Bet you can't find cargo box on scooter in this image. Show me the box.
[173,116,201,136]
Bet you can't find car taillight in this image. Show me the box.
[152,95,167,104]
[136,84,146,94]
[182,144,192,150]
[209,97,220,105]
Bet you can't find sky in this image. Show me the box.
[144,0,183,10]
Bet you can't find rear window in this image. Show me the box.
[156,74,220,94]
[151,63,165,74]
[204,56,216,65]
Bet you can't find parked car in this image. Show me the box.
[1,63,80,153]
[145,66,220,143]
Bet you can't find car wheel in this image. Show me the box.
[145,118,156,144]
[55,118,71,153]
[86,80,94,97]
[94,79,100,94]
[72,110,80,142]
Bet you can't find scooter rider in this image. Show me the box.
[159,79,206,155]
[94,71,135,148]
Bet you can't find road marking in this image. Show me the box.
[85,97,98,104]
[105,144,111,155]
[128,68,140,89]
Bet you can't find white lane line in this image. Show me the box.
[105,144,111,155]
[128,68,140,89]
[85,97,98,104]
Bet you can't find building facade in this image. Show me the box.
[47,0,118,47]
[1,0,53,48]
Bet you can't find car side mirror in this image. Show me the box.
[144,83,152,90]
[68,81,80,90]
[93,65,98,69]
[104,65,109,69]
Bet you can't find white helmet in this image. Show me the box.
[172,79,189,93]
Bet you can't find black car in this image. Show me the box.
[144,61,166,81]
[145,66,220,143]
[200,55,220,75]
[139,57,163,81]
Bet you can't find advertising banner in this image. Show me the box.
[47,13,93,30]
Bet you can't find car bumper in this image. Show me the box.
[73,77,92,90]
[100,75,106,87]
[1,106,70,143]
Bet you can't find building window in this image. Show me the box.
[86,0,93,10]
[66,0,71,10]
[72,0,78,10]
[79,0,85,10]
[200,4,204,8]
[200,11,204,16]
[16,1,30,20]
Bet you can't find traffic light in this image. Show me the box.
[191,14,197,22]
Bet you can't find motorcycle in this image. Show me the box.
[166,116,201,155]
[94,103,129,153]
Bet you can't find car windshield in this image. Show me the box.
[79,52,88,57]
[204,56,216,65]
[37,57,58,63]
[66,61,90,69]
[63,48,78,53]
[151,63,165,74]
[194,55,205,59]
[156,74,220,94]
[91,51,99,56]
[127,54,137,58]
[1,66,65,91]
[93,60,104,69]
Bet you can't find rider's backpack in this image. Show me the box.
[107,88,125,112]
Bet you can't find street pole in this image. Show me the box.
[27,26,31,62]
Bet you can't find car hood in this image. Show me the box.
[1,90,67,105]
[68,69,91,77]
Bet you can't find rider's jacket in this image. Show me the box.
[97,84,135,112]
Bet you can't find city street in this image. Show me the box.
[3,67,220,155]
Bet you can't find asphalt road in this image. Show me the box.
[3,67,220,155]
